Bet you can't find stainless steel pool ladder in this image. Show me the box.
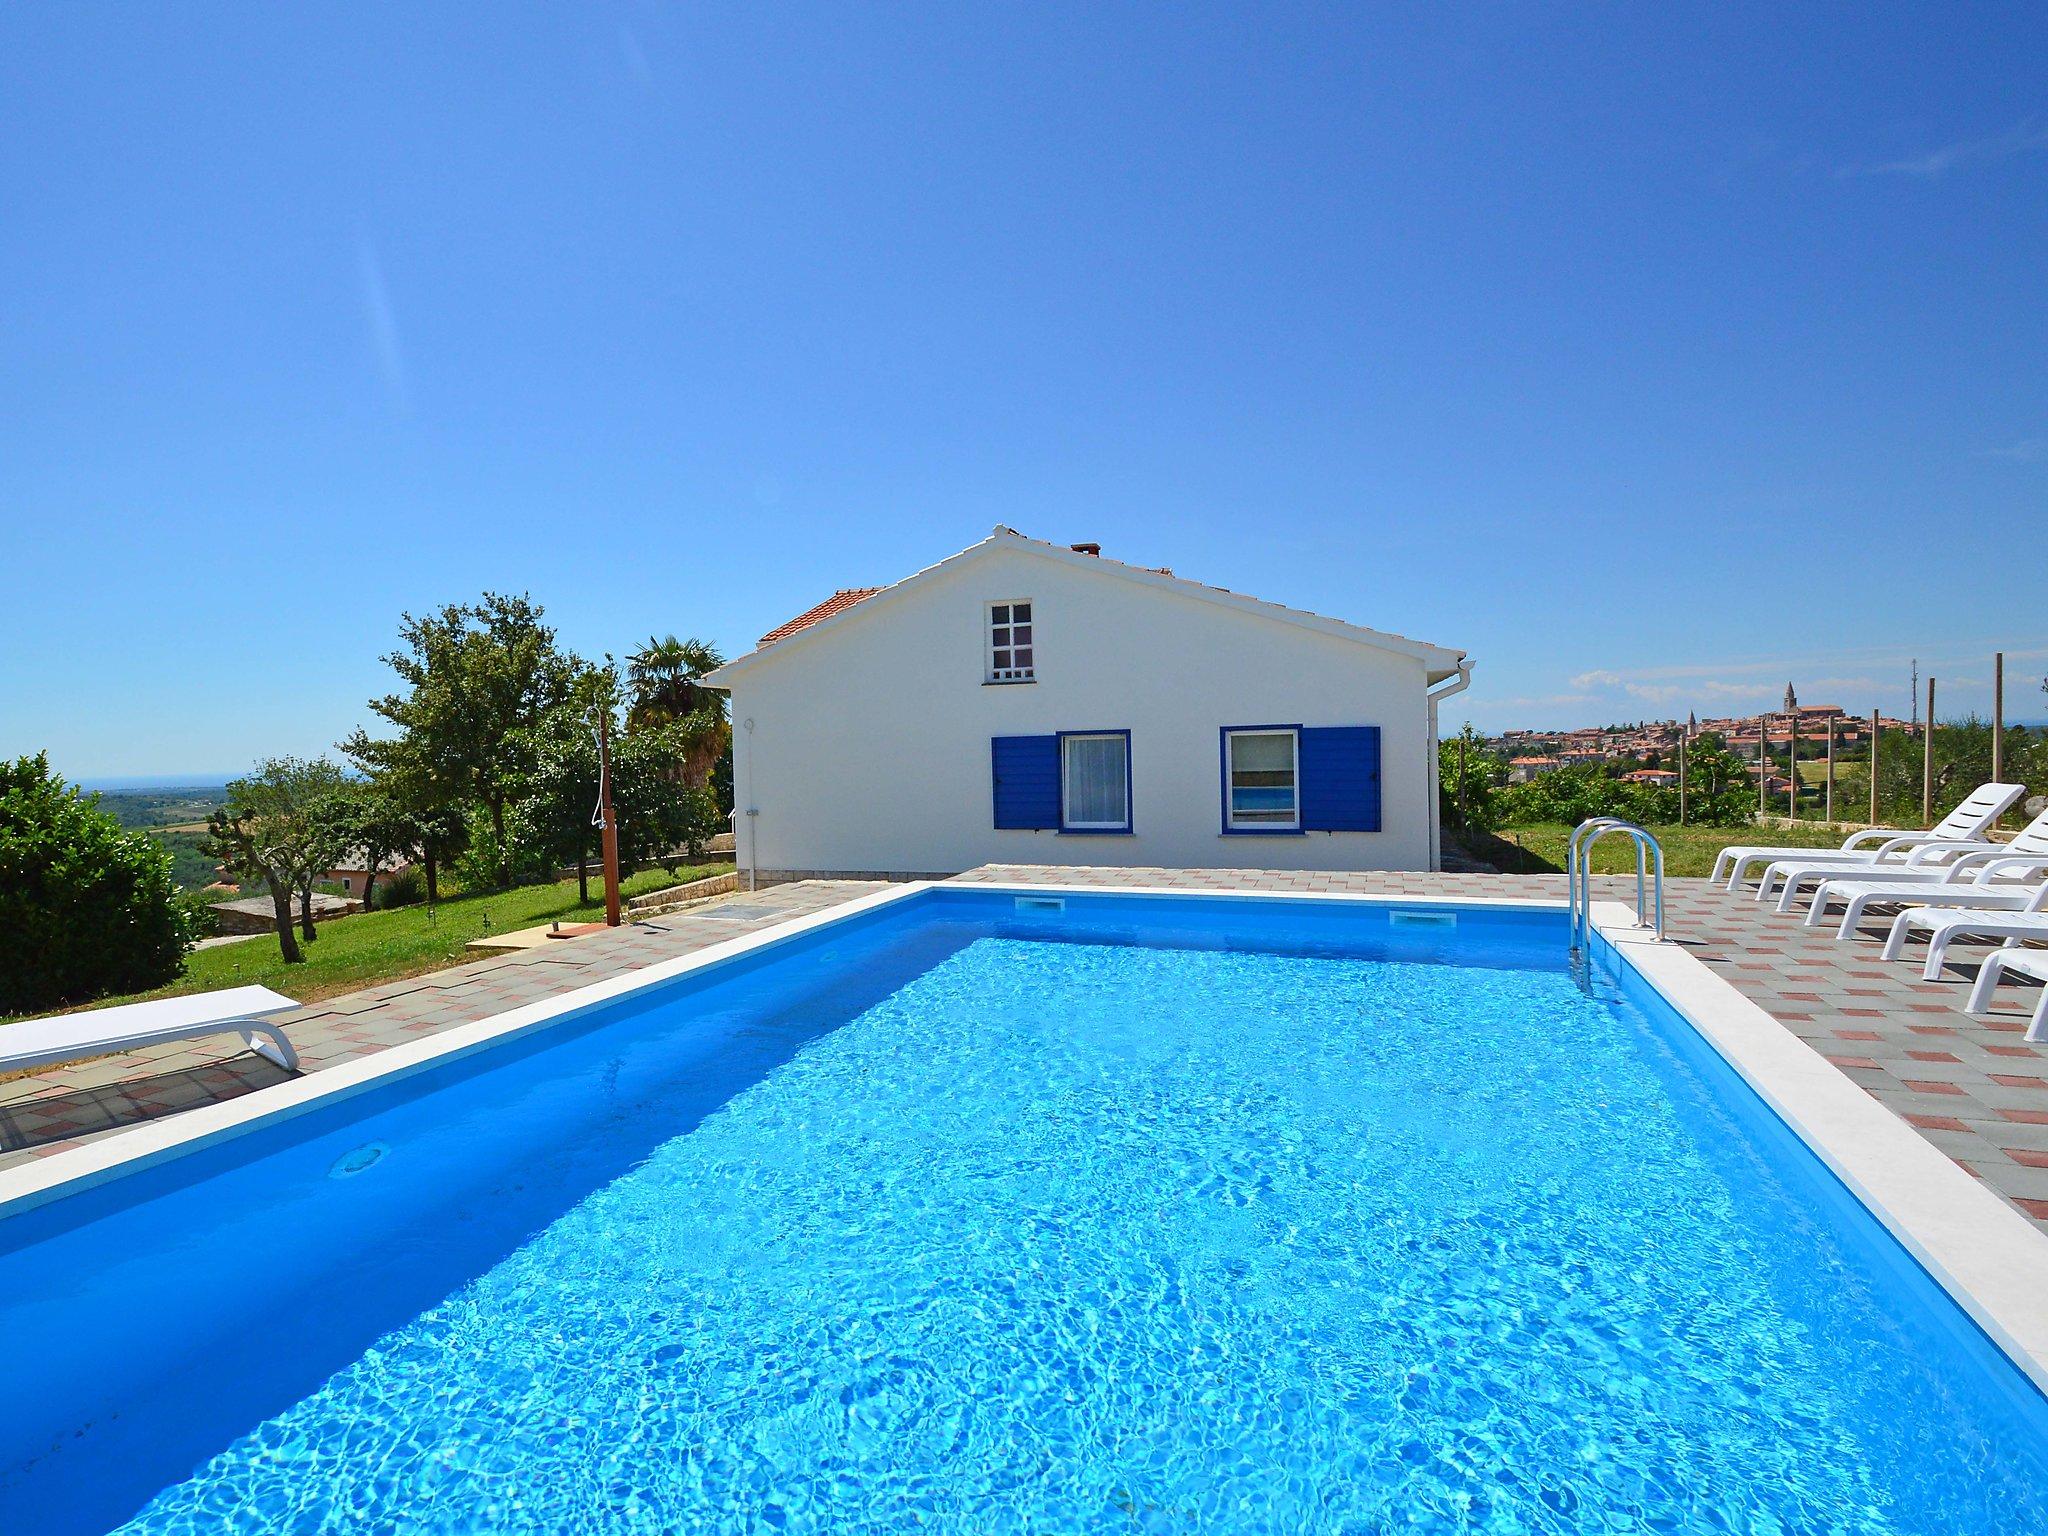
[1568,818,1665,956]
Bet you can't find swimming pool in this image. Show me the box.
[2,887,2044,1532]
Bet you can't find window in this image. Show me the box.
[1060,731,1130,831]
[1226,728,1299,830]
[987,600,1035,682]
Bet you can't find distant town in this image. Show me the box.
[1485,687,1914,792]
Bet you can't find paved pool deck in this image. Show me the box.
[0,881,884,1172]
[6,866,2048,1232]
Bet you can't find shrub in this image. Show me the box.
[451,817,551,892]
[378,867,427,908]
[175,888,226,939]
[1495,762,1754,829]
[0,753,192,1013]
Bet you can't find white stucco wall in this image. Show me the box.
[723,546,1444,874]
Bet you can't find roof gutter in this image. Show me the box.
[1425,658,1475,873]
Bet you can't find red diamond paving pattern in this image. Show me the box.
[5,865,2048,1234]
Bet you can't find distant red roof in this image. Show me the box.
[756,587,887,648]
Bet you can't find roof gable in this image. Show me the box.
[704,528,1467,685]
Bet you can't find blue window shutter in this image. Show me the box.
[1299,726,1381,832]
[991,735,1061,829]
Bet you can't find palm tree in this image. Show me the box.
[627,635,729,788]
[627,635,726,728]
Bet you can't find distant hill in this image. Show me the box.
[91,785,229,831]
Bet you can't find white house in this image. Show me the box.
[702,529,1471,881]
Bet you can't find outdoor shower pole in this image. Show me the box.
[1921,677,1936,829]
[597,709,622,927]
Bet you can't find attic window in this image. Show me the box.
[987,601,1035,683]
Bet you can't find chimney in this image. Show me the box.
[1070,542,1101,557]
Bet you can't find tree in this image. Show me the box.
[627,635,726,727]
[205,757,349,963]
[342,594,575,887]
[0,753,191,1013]
[512,667,721,902]
[510,681,609,904]
[1438,726,1506,834]
[352,746,465,905]
[627,634,730,789]
[314,780,425,913]
[614,721,721,869]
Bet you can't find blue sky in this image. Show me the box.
[2,5,2043,779]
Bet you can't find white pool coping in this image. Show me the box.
[4,877,2047,1398]
[1594,909,2048,1395]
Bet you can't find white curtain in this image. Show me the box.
[1065,736,1127,825]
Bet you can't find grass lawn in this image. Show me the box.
[1470,822,1852,879]
[44,862,735,1019]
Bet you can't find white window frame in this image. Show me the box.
[1060,732,1131,832]
[1225,727,1300,831]
[986,599,1035,684]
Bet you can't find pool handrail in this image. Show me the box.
[1567,817,1628,953]
[1570,819,1665,952]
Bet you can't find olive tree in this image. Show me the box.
[205,757,349,962]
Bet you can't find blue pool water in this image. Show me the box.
[1,891,2044,1532]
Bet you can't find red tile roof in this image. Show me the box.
[756,587,887,647]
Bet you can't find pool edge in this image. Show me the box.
[1588,908,2048,1399]
[0,881,936,1221]
[7,877,2047,1401]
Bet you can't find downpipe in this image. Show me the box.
[1426,660,1475,872]
[741,716,758,893]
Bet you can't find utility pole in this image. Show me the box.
[1824,714,1835,824]
[1994,652,2006,797]
[1678,733,1688,826]
[1921,676,1936,829]
[596,708,623,927]
[1788,712,1800,819]
[1757,714,1768,816]
[1868,708,1880,826]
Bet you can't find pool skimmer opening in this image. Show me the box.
[1390,910,1457,929]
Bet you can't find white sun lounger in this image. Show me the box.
[1967,948,2048,1042]
[1797,809,2048,924]
[1812,859,2048,941]
[1879,886,2048,980]
[1711,782,2024,891]
[1769,838,2043,913]
[0,985,301,1075]
[1754,788,2037,906]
